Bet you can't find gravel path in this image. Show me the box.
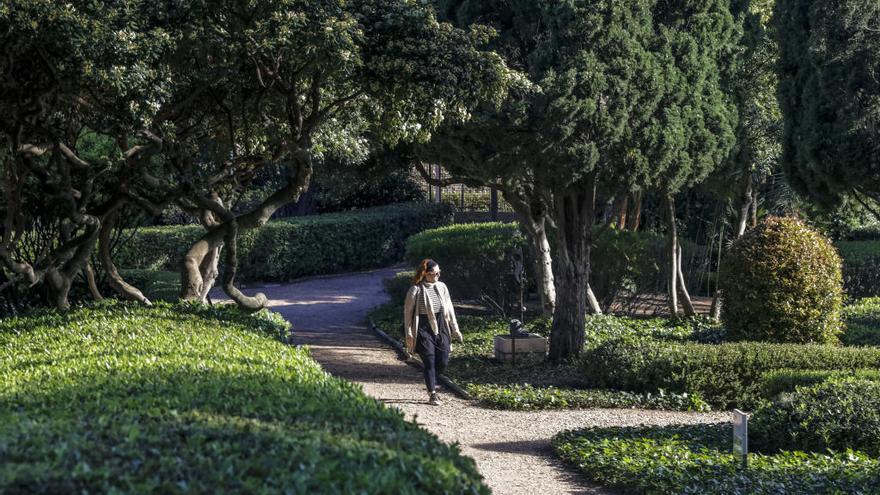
[220,266,728,494]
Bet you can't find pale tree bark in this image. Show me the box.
[676,242,696,317]
[505,192,556,317]
[99,208,151,305]
[180,148,313,310]
[665,194,679,317]
[221,220,267,311]
[83,262,104,302]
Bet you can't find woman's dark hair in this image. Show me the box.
[412,259,438,285]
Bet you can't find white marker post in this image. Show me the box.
[732,409,749,469]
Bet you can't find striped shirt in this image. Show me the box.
[417,284,442,315]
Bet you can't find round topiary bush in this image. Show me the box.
[719,216,843,344]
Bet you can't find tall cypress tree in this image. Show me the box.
[776,0,880,214]
[421,0,739,360]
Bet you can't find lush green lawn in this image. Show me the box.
[0,301,486,493]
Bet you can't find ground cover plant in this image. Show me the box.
[553,423,880,494]
[0,302,486,493]
[369,302,712,411]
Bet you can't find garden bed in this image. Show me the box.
[0,301,486,493]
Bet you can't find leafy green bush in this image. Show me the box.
[582,338,880,407]
[115,269,180,302]
[759,368,880,398]
[553,423,880,494]
[751,379,880,457]
[405,222,527,305]
[115,202,452,281]
[382,271,415,303]
[837,241,880,300]
[720,216,844,344]
[467,383,709,411]
[842,297,880,346]
[590,228,662,312]
[0,301,486,493]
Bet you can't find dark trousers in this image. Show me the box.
[415,311,451,393]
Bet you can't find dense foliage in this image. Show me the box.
[776,0,880,213]
[554,423,880,494]
[759,368,880,400]
[837,241,880,300]
[751,379,880,457]
[720,216,844,344]
[583,338,880,408]
[0,0,510,310]
[842,297,880,346]
[116,202,452,281]
[0,302,487,493]
[405,222,527,307]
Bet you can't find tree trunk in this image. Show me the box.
[180,147,313,307]
[676,243,696,317]
[735,172,752,237]
[665,194,679,316]
[505,191,556,317]
[548,174,597,362]
[100,208,151,304]
[221,220,267,311]
[626,191,642,231]
[611,194,628,229]
[83,262,104,302]
[586,283,602,315]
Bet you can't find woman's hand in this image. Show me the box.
[405,333,415,353]
[454,330,464,344]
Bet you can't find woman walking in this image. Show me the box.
[403,259,464,405]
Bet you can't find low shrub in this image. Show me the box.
[0,301,486,493]
[383,271,415,302]
[467,383,709,411]
[842,296,880,346]
[589,228,662,312]
[837,241,880,300]
[115,202,453,281]
[759,368,880,398]
[582,338,880,407]
[553,423,880,494]
[751,379,880,457]
[720,216,844,344]
[114,269,180,302]
[405,222,527,306]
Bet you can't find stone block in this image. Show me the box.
[494,334,547,363]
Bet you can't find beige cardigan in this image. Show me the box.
[403,281,463,353]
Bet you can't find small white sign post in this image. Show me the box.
[732,409,749,468]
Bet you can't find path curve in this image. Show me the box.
[219,266,727,494]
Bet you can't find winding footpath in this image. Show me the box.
[219,266,727,494]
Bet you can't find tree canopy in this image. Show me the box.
[0,0,511,309]
[775,0,880,215]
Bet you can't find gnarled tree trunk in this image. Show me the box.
[548,174,597,362]
[100,208,151,305]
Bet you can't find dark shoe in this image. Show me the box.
[428,392,440,406]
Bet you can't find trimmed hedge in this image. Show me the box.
[759,368,880,398]
[842,296,880,346]
[0,301,486,493]
[751,379,880,457]
[720,216,844,344]
[115,202,453,281]
[405,222,527,303]
[553,423,880,494]
[837,241,880,300]
[582,338,880,407]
